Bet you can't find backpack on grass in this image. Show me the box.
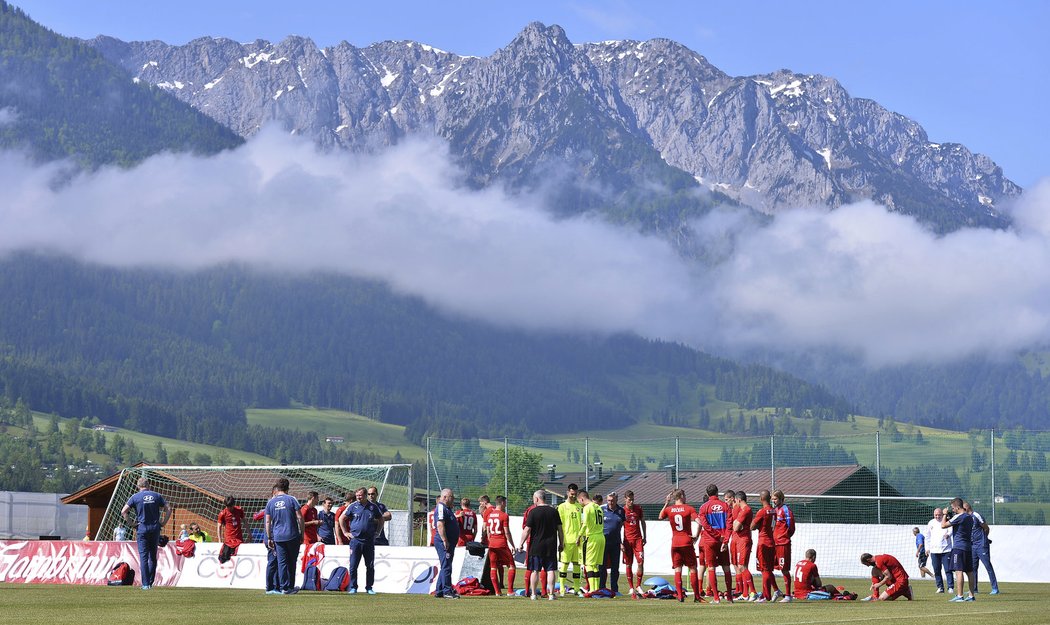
[324,566,350,591]
[106,562,135,586]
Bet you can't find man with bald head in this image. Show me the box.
[433,488,460,598]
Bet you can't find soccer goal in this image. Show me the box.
[98,464,413,546]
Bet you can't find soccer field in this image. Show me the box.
[2,581,1047,625]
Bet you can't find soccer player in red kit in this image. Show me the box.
[621,490,647,599]
[456,498,478,547]
[861,553,913,600]
[697,484,734,603]
[216,495,245,559]
[772,489,795,602]
[482,496,518,595]
[750,490,781,602]
[658,489,701,602]
[793,549,823,599]
[334,495,351,546]
[732,491,757,600]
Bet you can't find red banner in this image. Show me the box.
[0,540,183,586]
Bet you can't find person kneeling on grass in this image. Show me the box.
[861,553,913,601]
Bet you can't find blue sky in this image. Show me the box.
[14,0,1048,187]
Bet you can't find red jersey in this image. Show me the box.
[482,508,511,549]
[793,559,820,598]
[301,504,318,543]
[333,504,349,544]
[773,504,794,545]
[623,504,645,541]
[217,506,245,547]
[751,506,776,547]
[697,496,732,545]
[873,554,909,584]
[733,504,753,539]
[659,504,696,547]
[456,509,477,545]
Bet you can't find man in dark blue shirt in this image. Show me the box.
[367,486,392,545]
[965,502,999,595]
[265,477,304,594]
[433,488,460,598]
[600,492,625,593]
[942,497,975,602]
[317,496,336,545]
[120,477,172,590]
[341,487,383,594]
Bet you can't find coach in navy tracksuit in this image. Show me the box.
[433,488,460,598]
[121,477,172,589]
[265,478,304,594]
[342,487,383,594]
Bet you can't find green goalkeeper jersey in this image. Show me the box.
[581,502,604,538]
[558,500,583,542]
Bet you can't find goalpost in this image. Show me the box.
[98,464,413,546]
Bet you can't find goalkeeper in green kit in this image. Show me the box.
[579,490,606,593]
[557,483,583,595]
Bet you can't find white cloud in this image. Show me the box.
[2,130,1049,367]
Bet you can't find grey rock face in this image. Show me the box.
[88,23,1020,233]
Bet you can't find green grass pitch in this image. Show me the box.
[1,580,1046,625]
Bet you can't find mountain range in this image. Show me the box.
[0,2,1043,458]
[88,22,1020,234]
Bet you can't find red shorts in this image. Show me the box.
[756,543,776,572]
[457,533,475,547]
[699,542,729,568]
[732,538,752,567]
[885,578,911,600]
[671,545,697,569]
[774,544,791,572]
[488,546,514,568]
[622,538,645,565]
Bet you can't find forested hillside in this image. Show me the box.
[0,254,851,448]
[0,1,242,166]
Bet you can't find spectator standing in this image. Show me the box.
[264,477,304,595]
[120,477,172,590]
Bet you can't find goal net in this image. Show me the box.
[97,464,413,546]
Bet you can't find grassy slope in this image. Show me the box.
[0,581,1046,624]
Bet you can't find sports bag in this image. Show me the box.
[106,562,136,586]
[324,566,350,591]
[302,564,323,591]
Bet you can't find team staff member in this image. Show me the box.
[520,489,563,601]
[621,490,647,599]
[317,496,336,545]
[121,477,172,590]
[658,489,701,602]
[264,477,304,595]
[861,553,913,600]
[942,497,975,602]
[433,488,460,598]
[481,495,518,595]
[367,487,392,545]
[600,492,625,594]
[342,487,383,594]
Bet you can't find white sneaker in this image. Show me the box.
[531,594,537,601]
[628,588,636,597]
[771,590,784,602]
[779,595,793,603]
[548,594,556,601]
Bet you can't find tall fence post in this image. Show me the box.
[425,436,431,546]
[770,434,775,491]
[585,438,590,491]
[675,437,680,489]
[876,430,882,524]
[990,429,996,524]
[504,437,509,501]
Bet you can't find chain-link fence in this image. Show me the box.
[424,429,1050,525]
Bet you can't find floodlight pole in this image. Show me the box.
[876,430,882,524]
[990,429,996,523]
